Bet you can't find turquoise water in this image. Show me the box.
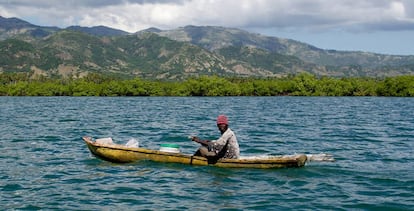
[1,97,413,210]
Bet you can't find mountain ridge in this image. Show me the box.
[154,25,414,68]
[0,16,413,79]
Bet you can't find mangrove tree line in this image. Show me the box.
[0,72,413,97]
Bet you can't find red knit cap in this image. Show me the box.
[216,115,228,125]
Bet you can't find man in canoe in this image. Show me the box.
[191,115,240,159]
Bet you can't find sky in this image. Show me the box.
[1,0,413,55]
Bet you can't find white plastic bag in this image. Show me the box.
[95,137,114,145]
[125,138,139,148]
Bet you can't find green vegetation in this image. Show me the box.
[0,72,413,96]
[2,19,414,79]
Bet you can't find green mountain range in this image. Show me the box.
[1,16,413,79]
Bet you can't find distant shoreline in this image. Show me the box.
[1,73,413,97]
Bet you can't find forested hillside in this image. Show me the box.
[1,16,414,79]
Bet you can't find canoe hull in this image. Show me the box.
[83,136,307,169]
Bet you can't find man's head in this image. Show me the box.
[216,115,229,133]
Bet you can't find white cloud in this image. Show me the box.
[1,0,413,32]
[1,0,413,54]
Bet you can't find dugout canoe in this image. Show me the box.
[82,136,307,169]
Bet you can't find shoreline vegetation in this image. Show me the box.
[0,72,413,97]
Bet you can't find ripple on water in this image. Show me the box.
[0,97,413,210]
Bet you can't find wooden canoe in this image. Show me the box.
[82,136,307,169]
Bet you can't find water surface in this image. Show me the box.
[1,97,413,210]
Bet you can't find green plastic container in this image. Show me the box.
[159,143,180,153]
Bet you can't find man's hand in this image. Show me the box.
[191,136,200,142]
[190,136,209,146]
